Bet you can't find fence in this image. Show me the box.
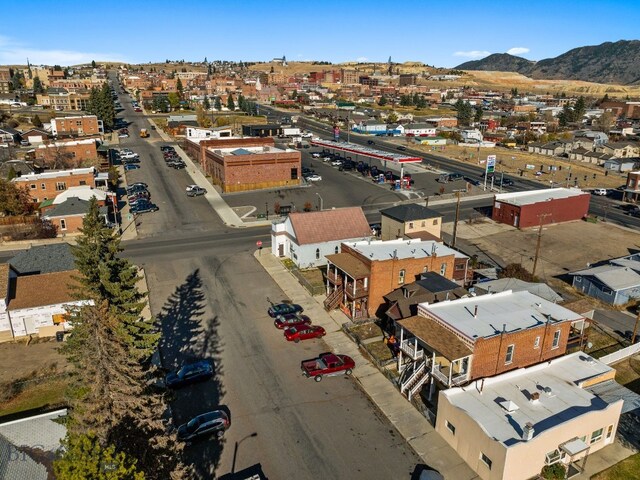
[599,342,640,365]
[0,216,39,226]
[291,269,325,296]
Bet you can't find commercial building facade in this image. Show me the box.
[13,167,96,204]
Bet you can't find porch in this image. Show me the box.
[324,253,371,320]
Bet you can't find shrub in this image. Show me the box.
[541,463,566,480]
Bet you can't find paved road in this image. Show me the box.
[111,76,423,479]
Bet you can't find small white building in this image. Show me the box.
[271,207,372,269]
[461,129,483,143]
[399,123,437,137]
[436,352,624,480]
[185,125,233,140]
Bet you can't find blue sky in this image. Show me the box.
[1,0,638,67]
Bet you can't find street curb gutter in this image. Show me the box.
[253,250,478,480]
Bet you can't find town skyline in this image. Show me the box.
[1,0,639,67]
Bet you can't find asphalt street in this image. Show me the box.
[112,77,423,478]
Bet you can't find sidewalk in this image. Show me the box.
[254,250,478,480]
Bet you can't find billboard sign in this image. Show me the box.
[487,155,496,174]
[333,125,340,141]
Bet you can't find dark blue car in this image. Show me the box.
[165,360,214,389]
[268,303,303,318]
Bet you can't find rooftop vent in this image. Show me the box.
[543,386,553,396]
[498,399,519,412]
[522,422,534,441]
[530,392,540,402]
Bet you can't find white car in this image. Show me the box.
[592,188,608,196]
[186,185,207,197]
[118,133,129,138]
[331,160,343,167]
[323,156,332,162]
[311,152,321,158]
[120,151,139,159]
[305,174,322,182]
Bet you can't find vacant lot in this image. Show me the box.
[0,340,69,384]
[443,219,640,282]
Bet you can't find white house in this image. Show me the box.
[0,265,91,341]
[461,129,483,143]
[185,125,233,140]
[399,123,437,137]
[271,207,372,268]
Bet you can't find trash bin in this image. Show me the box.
[56,331,65,342]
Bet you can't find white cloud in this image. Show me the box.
[356,56,369,62]
[506,47,530,55]
[453,50,491,59]
[0,36,129,66]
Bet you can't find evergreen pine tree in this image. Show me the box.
[203,95,210,110]
[214,97,222,111]
[227,94,235,111]
[32,114,43,128]
[176,78,183,98]
[33,76,44,94]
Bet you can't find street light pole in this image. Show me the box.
[231,432,258,474]
[265,202,269,220]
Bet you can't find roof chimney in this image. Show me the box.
[530,392,540,403]
[522,422,534,441]
[474,305,478,318]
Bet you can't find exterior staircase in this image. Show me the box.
[400,359,430,399]
[324,288,342,311]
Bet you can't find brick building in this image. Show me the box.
[183,137,301,193]
[424,117,458,128]
[30,139,98,167]
[13,167,96,204]
[324,239,468,320]
[51,115,102,138]
[0,67,10,94]
[395,290,585,399]
[492,188,590,229]
[43,197,107,234]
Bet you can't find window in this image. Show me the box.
[398,269,405,284]
[606,424,614,440]
[445,421,456,435]
[30,184,36,190]
[552,330,561,349]
[455,263,465,270]
[315,248,320,260]
[433,219,438,225]
[421,221,426,227]
[575,276,582,283]
[423,266,429,273]
[440,263,447,275]
[408,222,414,229]
[79,180,86,186]
[480,453,492,469]
[334,246,339,254]
[41,183,46,190]
[534,336,540,349]
[60,219,67,230]
[56,182,67,191]
[590,428,603,444]
[290,167,298,180]
[505,344,515,364]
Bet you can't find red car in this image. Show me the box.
[284,325,326,343]
[274,313,311,330]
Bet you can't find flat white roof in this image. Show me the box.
[209,145,295,155]
[418,290,581,341]
[36,138,97,148]
[13,167,95,182]
[441,352,619,446]
[53,186,107,204]
[495,188,586,207]
[345,238,468,261]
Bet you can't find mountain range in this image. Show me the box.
[455,40,640,85]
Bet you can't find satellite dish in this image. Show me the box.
[586,342,593,349]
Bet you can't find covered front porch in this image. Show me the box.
[324,253,371,320]
[396,315,474,398]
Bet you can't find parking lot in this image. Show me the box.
[222,143,487,219]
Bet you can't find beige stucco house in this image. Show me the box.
[435,352,623,480]
[380,204,442,241]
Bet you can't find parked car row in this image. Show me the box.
[161,145,186,169]
[126,182,159,214]
[268,303,327,343]
[163,360,230,443]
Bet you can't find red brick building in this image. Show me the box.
[13,167,96,204]
[324,239,468,320]
[51,115,102,138]
[183,137,301,192]
[29,139,98,168]
[394,290,586,398]
[492,188,590,229]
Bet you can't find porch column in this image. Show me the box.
[352,275,356,296]
[414,337,418,357]
[448,360,454,386]
[351,299,355,317]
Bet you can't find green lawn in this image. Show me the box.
[591,452,640,480]
[0,376,69,418]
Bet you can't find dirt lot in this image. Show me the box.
[442,218,640,284]
[0,339,69,384]
[414,143,627,190]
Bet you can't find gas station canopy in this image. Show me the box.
[311,139,422,164]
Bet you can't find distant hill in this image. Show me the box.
[456,40,640,85]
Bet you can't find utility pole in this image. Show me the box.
[532,213,552,277]
[451,191,461,248]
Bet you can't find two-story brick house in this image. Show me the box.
[51,115,103,138]
[395,290,586,400]
[13,167,96,204]
[324,239,469,320]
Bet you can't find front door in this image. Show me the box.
[278,244,284,257]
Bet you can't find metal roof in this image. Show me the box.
[419,290,581,341]
[494,188,588,207]
[310,139,422,164]
[441,353,619,446]
[380,204,442,222]
[346,238,467,262]
[570,265,640,291]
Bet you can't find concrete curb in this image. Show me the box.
[252,249,478,480]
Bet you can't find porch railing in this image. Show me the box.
[325,271,343,285]
[432,365,469,387]
[399,339,425,361]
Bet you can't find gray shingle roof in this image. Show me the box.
[43,197,89,217]
[380,204,442,222]
[9,243,76,274]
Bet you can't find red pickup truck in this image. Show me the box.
[301,353,355,382]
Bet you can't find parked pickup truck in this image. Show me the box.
[301,353,355,382]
